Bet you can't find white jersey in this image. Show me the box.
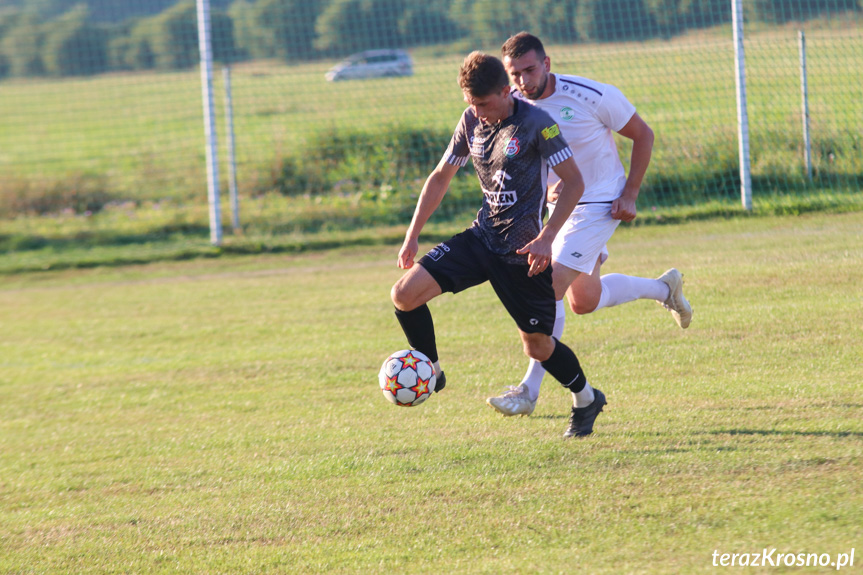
[513,73,636,203]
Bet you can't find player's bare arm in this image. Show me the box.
[546,179,563,204]
[611,112,654,222]
[398,159,460,269]
[518,156,584,276]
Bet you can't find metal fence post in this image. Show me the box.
[732,0,753,211]
[799,30,813,182]
[196,0,222,245]
[223,65,240,232]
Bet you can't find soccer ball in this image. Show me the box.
[379,349,437,407]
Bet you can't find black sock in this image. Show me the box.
[541,338,586,393]
[394,305,438,363]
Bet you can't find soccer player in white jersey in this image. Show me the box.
[486,32,692,429]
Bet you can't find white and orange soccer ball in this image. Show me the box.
[379,349,437,407]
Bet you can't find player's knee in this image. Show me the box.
[390,280,413,311]
[571,298,598,315]
[522,341,541,360]
[522,334,554,362]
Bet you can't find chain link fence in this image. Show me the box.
[0,0,860,264]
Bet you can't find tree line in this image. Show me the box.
[0,0,234,23]
[0,0,858,78]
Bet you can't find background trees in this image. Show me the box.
[0,0,857,78]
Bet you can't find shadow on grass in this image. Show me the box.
[708,429,863,439]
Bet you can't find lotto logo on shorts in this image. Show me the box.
[427,243,450,261]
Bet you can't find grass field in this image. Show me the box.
[2,211,861,573]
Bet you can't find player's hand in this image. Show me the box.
[397,238,419,269]
[516,237,553,277]
[611,195,637,222]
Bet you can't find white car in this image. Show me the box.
[325,50,414,82]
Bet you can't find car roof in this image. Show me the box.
[351,49,409,58]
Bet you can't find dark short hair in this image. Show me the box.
[501,32,546,61]
[457,51,509,98]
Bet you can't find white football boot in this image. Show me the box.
[657,268,692,329]
[486,384,536,417]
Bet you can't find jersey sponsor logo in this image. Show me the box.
[541,124,561,140]
[560,107,574,121]
[505,137,520,157]
[491,169,512,189]
[485,170,516,206]
[482,189,518,208]
[427,242,450,261]
[469,135,485,157]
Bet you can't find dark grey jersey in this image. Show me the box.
[443,100,573,263]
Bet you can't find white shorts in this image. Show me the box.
[550,202,620,273]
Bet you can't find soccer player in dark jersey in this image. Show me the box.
[390,51,606,438]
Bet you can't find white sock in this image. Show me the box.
[594,273,671,310]
[433,360,441,375]
[520,299,566,401]
[573,381,595,407]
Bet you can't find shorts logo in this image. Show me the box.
[560,107,574,121]
[541,124,560,140]
[427,242,450,261]
[529,318,539,326]
[571,251,583,258]
[505,137,520,157]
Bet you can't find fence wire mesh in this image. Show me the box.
[0,0,860,267]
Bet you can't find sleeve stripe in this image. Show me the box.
[559,78,603,97]
[547,147,573,167]
[445,153,469,167]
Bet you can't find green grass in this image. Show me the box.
[1,211,861,573]
[2,182,862,274]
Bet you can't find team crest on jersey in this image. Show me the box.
[560,107,574,121]
[505,137,520,157]
[541,124,561,140]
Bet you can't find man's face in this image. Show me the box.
[463,86,512,125]
[503,50,551,100]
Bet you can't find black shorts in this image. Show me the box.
[417,229,555,334]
